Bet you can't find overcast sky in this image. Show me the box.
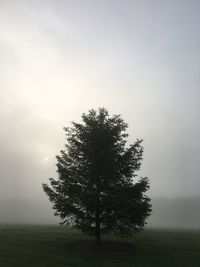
[0,0,200,213]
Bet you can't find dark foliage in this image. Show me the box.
[43,108,151,243]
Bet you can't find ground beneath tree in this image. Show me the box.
[0,224,199,267]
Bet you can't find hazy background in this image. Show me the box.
[0,0,200,228]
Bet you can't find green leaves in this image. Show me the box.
[43,108,151,241]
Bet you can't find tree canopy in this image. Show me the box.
[43,108,151,244]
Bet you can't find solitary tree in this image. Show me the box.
[43,108,151,245]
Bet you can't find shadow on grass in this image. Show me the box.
[64,239,135,256]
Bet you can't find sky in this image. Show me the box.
[0,0,200,223]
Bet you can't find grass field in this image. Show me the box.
[0,224,199,267]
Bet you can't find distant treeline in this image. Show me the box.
[0,197,200,229]
[148,197,200,229]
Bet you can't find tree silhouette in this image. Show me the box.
[43,108,151,245]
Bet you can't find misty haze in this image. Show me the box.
[0,0,200,266]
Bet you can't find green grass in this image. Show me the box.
[0,224,199,267]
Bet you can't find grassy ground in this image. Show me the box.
[0,224,199,267]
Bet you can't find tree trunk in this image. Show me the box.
[95,211,101,246]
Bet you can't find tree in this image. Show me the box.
[43,108,151,245]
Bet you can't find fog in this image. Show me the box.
[0,0,200,228]
[1,197,200,230]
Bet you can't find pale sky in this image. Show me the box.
[0,0,200,220]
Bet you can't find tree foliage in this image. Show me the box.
[43,108,151,244]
